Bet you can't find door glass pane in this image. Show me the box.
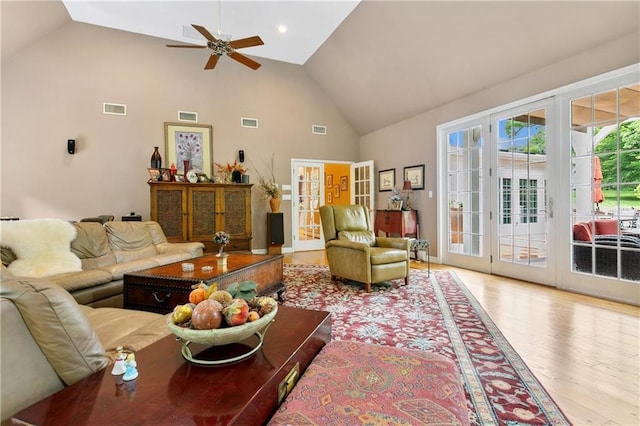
[570,83,640,281]
[497,109,548,266]
[296,165,321,241]
[447,126,483,256]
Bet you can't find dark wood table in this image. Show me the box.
[11,306,331,426]
[124,253,285,314]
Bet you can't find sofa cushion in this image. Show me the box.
[573,222,593,242]
[100,259,159,280]
[48,269,114,293]
[71,222,117,269]
[0,270,109,386]
[592,219,618,235]
[338,230,377,246]
[144,221,169,245]
[80,305,170,357]
[1,298,66,423]
[1,218,82,278]
[104,221,158,263]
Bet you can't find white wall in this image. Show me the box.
[360,33,640,257]
[1,21,359,249]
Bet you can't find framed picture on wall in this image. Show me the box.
[340,176,348,191]
[378,168,395,192]
[328,192,333,203]
[164,122,213,176]
[403,164,425,190]
[334,186,340,198]
[327,174,333,188]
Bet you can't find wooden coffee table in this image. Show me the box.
[124,253,285,314]
[11,306,331,425]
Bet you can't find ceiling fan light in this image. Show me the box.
[216,32,231,42]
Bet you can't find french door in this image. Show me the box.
[490,99,557,285]
[291,161,324,251]
[441,120,491,272]
[440,99,557,285]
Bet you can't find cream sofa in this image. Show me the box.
[0,269,171,424]
[1,219,204,307]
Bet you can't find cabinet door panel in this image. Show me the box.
[153,187,187,241]
[224,188,250,237]
[190,188,218,239]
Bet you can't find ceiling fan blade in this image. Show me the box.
[204,54,220,70]
[229,36,264,50]
[166,44,207,48]
[192,24,218,42]
[228,51,261,70]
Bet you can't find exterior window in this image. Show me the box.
[502,178,512,224]
[519,179,538,224]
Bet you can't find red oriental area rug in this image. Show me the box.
[282,265,572,426]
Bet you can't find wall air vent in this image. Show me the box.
[103,103,126,116]
[241,117,259,128]
[312,125,327,135]
[178,111,198,122]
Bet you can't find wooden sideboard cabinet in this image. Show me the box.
[149,182,252,252]
[374,210,418,238]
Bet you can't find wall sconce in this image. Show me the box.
[401,180,413,210]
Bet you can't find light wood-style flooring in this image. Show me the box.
[283,251,640,426]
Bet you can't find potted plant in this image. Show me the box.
[251,154,281,212]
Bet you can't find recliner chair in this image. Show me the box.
[319,205,410,292]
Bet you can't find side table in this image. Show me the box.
[410,238,430,274]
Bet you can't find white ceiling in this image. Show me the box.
[61,0,360,65]
[2,1,639,136]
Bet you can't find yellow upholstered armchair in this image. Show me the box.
[319,205,410,292]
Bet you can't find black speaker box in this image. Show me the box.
[267,213,284,245]
[67,139,75,154]
[239,150,245,163]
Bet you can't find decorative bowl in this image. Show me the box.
[166,302,278,346]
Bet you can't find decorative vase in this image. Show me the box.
[151,146,162,170]
[183,160,190,179]
[269,197,281,213]
[232,171,242,183]
[216,254,228,267]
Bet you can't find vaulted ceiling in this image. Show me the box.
[2,1,639,135]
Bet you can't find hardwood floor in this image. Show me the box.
[283,251,640,425]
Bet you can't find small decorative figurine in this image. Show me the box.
[111,346,127,376]
[123,353,138,381]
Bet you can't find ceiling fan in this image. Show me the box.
[166,24,264,70]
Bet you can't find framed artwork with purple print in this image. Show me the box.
[164,122,213,176]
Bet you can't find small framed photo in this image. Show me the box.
[403,164,425,190]
[378,168,395,192]
[326,174,333,188]
[147,168,161,182]
[340,176,348,191]
[333,186,340,198]
[160,168,171,182]
[174,174,185,182]
[327,192,333,203]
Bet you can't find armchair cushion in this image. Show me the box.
[338,230,376,246]
[370,247,408,264]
